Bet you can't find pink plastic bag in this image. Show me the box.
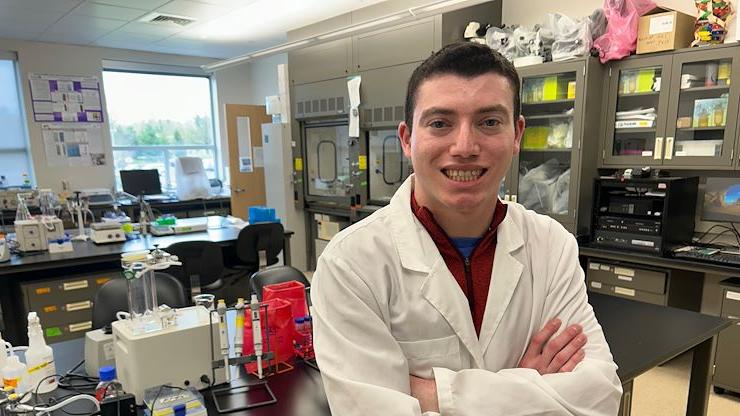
[243,298,294,372]
[592,0,657,63]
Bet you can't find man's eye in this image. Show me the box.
[482,119,501,127]
[429,120,447,129]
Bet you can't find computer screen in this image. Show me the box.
[120,169,162,196]
[702,177,740,223]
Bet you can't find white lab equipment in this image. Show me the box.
[216,299,229,381]
[14,217,64,252]
[25,312,57,394]
[90,222,125,244]
[174,157,210,201]
[69,192,91,242]
[83,329,114,377]
[234,298,245,356]
[1,354,27,394]
[0,332,7,370]
[111,305,226,404]
[0,239,10,262]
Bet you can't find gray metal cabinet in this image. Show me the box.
[289,38,351,85]
[506,58,603,236]
[353,18,435,72]
[601,45,740,169]
[713,279,740,394]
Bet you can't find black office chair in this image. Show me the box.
[166,241,225,301]
[250,265,310,301]
[235,222,285,273]
[92,272,187,330]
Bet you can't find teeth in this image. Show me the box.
[444,169,482,182]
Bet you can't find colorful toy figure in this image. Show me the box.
[692,0,733,46]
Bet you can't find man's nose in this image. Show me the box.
[449,124,480,158]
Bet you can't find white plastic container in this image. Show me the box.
[0,331,8,371]
[2,354,27,393]
[25,312,57,393]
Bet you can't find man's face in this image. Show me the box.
[398,73,524,215]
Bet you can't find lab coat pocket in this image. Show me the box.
[398,334,461,379]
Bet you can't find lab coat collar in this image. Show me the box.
[388,175,526,363]
[478,208,525,355]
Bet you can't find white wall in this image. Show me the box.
[502,0,695,27]
[0,37,266,194]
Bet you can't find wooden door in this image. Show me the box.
[226,104,271,220]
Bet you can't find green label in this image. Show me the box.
[45,327,62,338]
[123,270,135,280]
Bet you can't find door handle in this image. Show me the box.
[234,188,245,193]
[654,137,663,160]
[664,137,674,160]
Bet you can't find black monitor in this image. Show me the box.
[702,177,740,223]
[120,169,162,196]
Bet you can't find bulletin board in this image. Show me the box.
[28,73,104,123]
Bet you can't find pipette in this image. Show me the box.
[249,294,263,379]
[216,299,230,381]
[234,298,245,356]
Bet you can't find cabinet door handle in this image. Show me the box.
[664,137,674,160]
[654,137,663,160]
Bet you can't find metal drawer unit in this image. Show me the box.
[586,260,702,310]
[21,271,118,343]
[713,278,740,395]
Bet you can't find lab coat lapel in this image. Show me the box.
[479,210,524,355]
[421,260,485,368]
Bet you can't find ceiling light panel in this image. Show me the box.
[92,0,170,9]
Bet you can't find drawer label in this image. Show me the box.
[726,291,740,301]
[69,321,92,332]
[613,267,635,277]
[95,277,111,286]
[617,275,633,282]
[43,306,58,313]
[590,281,603,289]
[614,286,636,297]
[589,263,600,270]
[599,265,610,271]
[63,280,89,291]
[631,239,654,247]
[35,287,51,295]
[66,301,92,311]
[45,327,63,338]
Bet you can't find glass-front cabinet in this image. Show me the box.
[510,61,585,227]
[663,48,740,167]
[603,47,740,168]
[367,129,411,204]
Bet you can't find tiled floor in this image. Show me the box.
[632,351,740,415]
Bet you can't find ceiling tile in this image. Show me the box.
[156,0,230,21]
[191,0,256,5]
[0,0,83,13]
[0,17,54,33]
[37,30,103,44]
[73,2,148,21]
[96,31,169,45]
[118,21,184,36]
[0,27,42,41]
[51,15,128,31]
[91,0,169,10]
[0,5,67,25]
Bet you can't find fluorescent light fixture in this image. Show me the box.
[415,0,472,13]
[202,0,488,72]
[317,14,404,40]
[251,39,312,57]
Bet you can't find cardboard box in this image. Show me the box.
[637,7,695,54]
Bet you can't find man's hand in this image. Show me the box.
[518,318,587,374]
[410,375,439,413]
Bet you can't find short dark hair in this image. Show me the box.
[404,42,521,131]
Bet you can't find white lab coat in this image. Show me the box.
[311,176,622,415]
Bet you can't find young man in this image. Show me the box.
[311,42,622,415]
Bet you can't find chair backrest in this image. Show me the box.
[92,272,187,330]
[235,222,284,270]
[250,265,310,300]
[166,240,225,290]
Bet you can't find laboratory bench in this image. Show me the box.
[45,293,728,416]
[0,221,293,346]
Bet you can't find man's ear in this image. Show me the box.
[398,121,412,159]
[513,115,525,155]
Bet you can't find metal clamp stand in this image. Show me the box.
[207,304,277,413]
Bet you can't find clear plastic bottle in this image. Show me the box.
[95,366,123,401]
[0,331,7,371]
[25,312,57,393]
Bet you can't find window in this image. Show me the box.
[102,70,218,191]
[0,54,33,187]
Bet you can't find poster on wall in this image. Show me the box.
[41,123,106,167]
[236,116,253,173]
[29,73,104,123]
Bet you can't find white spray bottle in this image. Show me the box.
[0,331,8,371]
[25,312,57,393]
